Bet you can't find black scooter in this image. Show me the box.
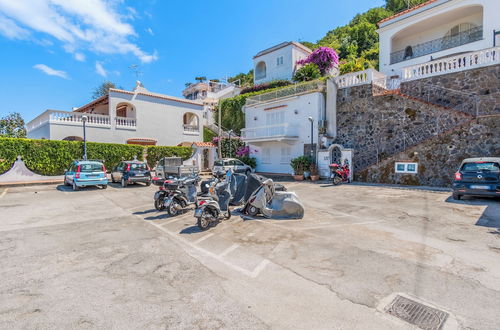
[153,175,199,215]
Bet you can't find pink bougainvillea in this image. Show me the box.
[297,47,339,75]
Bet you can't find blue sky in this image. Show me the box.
[0,0,384,122]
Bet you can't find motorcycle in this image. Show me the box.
[194,171,232,230]
[243,178,304,219]
[153,175,199,215]
[329,161,350,185]
[153,177,167,211]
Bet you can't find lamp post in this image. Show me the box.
[228,129,234,158]
[82,115,88,161]
[308,117,314,163]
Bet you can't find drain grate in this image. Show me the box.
[385,295,448,330]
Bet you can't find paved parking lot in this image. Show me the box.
[0,182,499,329]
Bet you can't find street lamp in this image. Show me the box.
[228,129,234,158]
[308,117,314,162]
[82,115,88,161]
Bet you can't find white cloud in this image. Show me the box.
[74,52,85,61]
[0,0,157,63]
[95,61,107,77]
[145,27,154,36]
[33,64,69,79]
[0,14,30,39]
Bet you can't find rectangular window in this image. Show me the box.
[280,146,291,164]
[395,162,418,174]
[276,56,284,66]
[262,147,271,164]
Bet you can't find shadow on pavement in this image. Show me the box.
[56,184,105,192]
[445,196,500,235]
[133,209,157,215]
[179,226,204,234]
[143,213,170,221]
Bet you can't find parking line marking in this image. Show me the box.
[302,220,381,230]
[219,243,239,257]
[193,233,215,244]
[160,216,191,226]
[0,188,8,198]
[251,260,270,278]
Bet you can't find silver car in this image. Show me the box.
[213,158,252,175]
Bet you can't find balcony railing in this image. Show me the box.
[391,25,483,64]
[27,110,111,131]
[115,116,137,129]
[335,68,385,89]
[183,124,200,133]
[402,46,500,81]
[245,80,326,106]
[241,123,298,141]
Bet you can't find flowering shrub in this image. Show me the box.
[240,80,291,95]
[293,63,321,82]
[297,47,339,75]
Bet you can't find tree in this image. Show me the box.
[293,63,321,82]
[195,76,207,83]
[386,0,428,13]
[92,81,119,99]
[0,112,26,138]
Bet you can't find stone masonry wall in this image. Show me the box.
[400,64,500,116]
[335,84,471,171]
[356,116,500,187]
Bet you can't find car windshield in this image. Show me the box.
[214,160,223,166]
[130,163,147,170]
[461,162,500,172]
[79,163,103,172]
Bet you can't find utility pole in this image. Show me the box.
[82,115,88,160]
[218,106,222,158]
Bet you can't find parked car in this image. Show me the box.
[111,161,152,187]
[64,160,108,191]
[452,157,500,200]
[213,158,252,175]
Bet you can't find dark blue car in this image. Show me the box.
[110,161,152,187]
[452,157,500,200]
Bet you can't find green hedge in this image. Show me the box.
[0,137,192,176]
[203,127,217,142]
[145,146,193,169]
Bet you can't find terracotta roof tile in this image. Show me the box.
[192,142,216,148]
[378,0,438,26]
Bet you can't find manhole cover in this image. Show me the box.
[385,295,448,330]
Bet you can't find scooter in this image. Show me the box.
[329,161,350,185]
[194,171,232,230]
[153,177,167,211]
[163,175,199,216]
[243,178,304,219]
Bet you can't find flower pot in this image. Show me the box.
[310,175,320,181]
[293,175,304,181]
[303,171,310,179]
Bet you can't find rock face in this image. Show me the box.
[334,64,500,187]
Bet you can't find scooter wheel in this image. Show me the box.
[333,176,342,185]
[225,209,231,220]
[247,206,259,217]
[197,210,211,231]
[154,198,165,211]
[167,200,181,216]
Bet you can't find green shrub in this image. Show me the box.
[293,63,321,82]
[145,146,193,169]
[203,127,218,142]
[0,137,189,176]
[238,156,257,169]
[290,156,312,175]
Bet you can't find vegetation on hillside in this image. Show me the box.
[0,112,26,138]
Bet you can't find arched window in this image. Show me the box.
[115,102,135,118]
[183,113,199,133]
[255,61,266,80]
[404,46,413,60]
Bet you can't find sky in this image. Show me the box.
[0,0,385,122]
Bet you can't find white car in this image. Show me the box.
[213,158,253,175]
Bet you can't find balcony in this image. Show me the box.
[391,25,483,64]
[241,123,299,143]
[183,124,200,134]
[27,110,112,131]
[245,80,325,106]
[115,116,137,130]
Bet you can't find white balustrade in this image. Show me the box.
[115,116,137,128]
[402,46,500,81]
[241,123,298,140]
[245,80,326,106]
[335,68,384,88]
[26,110,111,131]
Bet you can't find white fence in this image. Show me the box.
[335,68,385,89]
[115,116,137,129]
[27,110,112,131]
[245,80,325,106]
[402,46,500,80]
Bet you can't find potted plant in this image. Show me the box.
[310,163,320,181]
[291,156,312,181]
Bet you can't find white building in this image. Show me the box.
[27,81,204,146]
[253,41,312,85]
[377,0,500,77]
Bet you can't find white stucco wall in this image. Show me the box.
[253,44,310,84]
[378,0,499,76]
[244,92,325,174]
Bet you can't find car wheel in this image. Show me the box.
[121,178,127,188]
[111,174,115,183]
[245,169,251,176]
[452,192,461,200]
[64,176,70,186]
[146,181,151,186]
[72,181,79,191]
[102,184,108,189]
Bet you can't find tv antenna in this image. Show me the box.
[128,64,143,79]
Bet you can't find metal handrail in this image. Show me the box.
[391,25,483,64]
[245,80,326,106]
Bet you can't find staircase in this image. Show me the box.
[353,79,478,172]
[205,123,239,138]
